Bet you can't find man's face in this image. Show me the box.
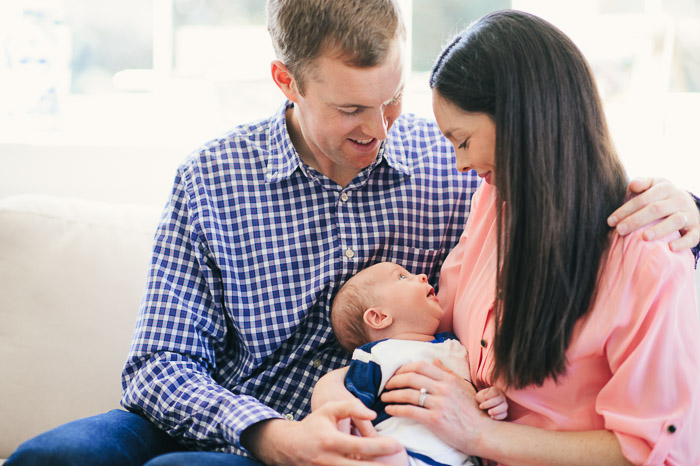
[365,262,444,336]
[287,41,406,185]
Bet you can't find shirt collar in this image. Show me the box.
[266,100,412,184]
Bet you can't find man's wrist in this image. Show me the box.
[240,418,288,465]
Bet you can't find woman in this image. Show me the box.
[377,10,700,465]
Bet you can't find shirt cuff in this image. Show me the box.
[229,403,284,454]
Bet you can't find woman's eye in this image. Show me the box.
[458,139,468,149]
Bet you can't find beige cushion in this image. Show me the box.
[0,195,161,458]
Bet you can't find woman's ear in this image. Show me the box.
[363,307,393,330]
[270,60,300,102]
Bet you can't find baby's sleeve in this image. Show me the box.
[344,347,384,409]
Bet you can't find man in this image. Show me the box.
[8,1,699,465]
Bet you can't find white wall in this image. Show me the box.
[0,143,186,207]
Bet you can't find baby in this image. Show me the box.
[330,261,508,466]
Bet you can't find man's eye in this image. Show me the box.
[338,108,360,116]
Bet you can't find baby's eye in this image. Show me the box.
[398,274,407,280]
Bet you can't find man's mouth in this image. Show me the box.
[350,138,374,145]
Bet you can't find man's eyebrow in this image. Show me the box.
[333,86,405,109]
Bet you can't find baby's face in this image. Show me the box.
[364,262,444,334]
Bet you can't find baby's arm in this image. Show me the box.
[475,386,508,420]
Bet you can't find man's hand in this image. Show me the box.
[607,177,700,251]
[241,400,402,465]
[311,367,353,411]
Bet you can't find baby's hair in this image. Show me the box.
[331,272,377,352]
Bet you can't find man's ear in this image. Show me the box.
[363,307,393,330]
[270,60,300,102]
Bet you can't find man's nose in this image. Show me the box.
[362,108,389,140]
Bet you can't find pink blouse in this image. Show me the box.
[438,182,700,465]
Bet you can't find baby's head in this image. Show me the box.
[331,262,443,353]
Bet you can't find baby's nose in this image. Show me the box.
[417,274,428,283]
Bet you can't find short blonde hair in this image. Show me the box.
[266,0,406,94]
[331,272,378,353]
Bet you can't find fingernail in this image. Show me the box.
[617,224,628,235]
[607,215,617,227]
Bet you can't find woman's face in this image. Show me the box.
[432,90,496,184]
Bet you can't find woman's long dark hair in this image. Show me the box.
[430,10,628,389]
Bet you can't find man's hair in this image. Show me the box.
[430,10,627,389]
[330,273,377,353]
[266,0,406,94]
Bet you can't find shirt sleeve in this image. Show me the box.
[690,191,700,266]
[120,168,282,452]
[595,236,700,465]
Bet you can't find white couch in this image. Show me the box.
[0,194,162,459]
[1,193,699,461]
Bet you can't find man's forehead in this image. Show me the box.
[309,44,406,106]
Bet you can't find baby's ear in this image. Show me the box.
[363,307,393,330]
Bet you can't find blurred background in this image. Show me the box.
[1,0,698,205]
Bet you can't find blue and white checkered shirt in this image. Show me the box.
[121,101,479,455]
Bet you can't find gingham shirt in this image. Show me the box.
[121,101,479,455]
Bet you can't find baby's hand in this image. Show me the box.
[475,386,508,420]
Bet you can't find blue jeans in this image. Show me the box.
[6,409,262,466]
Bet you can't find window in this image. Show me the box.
[1,0,698,194]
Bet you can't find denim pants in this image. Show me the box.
[6,409,263,466]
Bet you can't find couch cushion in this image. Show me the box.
[0,195,162,458]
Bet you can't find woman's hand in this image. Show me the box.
[607,177,700,251]
[380,359,492,456]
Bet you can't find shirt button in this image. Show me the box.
[313,358,322,368]
[345,248,355,259]
[285,413,294,421]
[480,339,487,348]
[340,192,349,202]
